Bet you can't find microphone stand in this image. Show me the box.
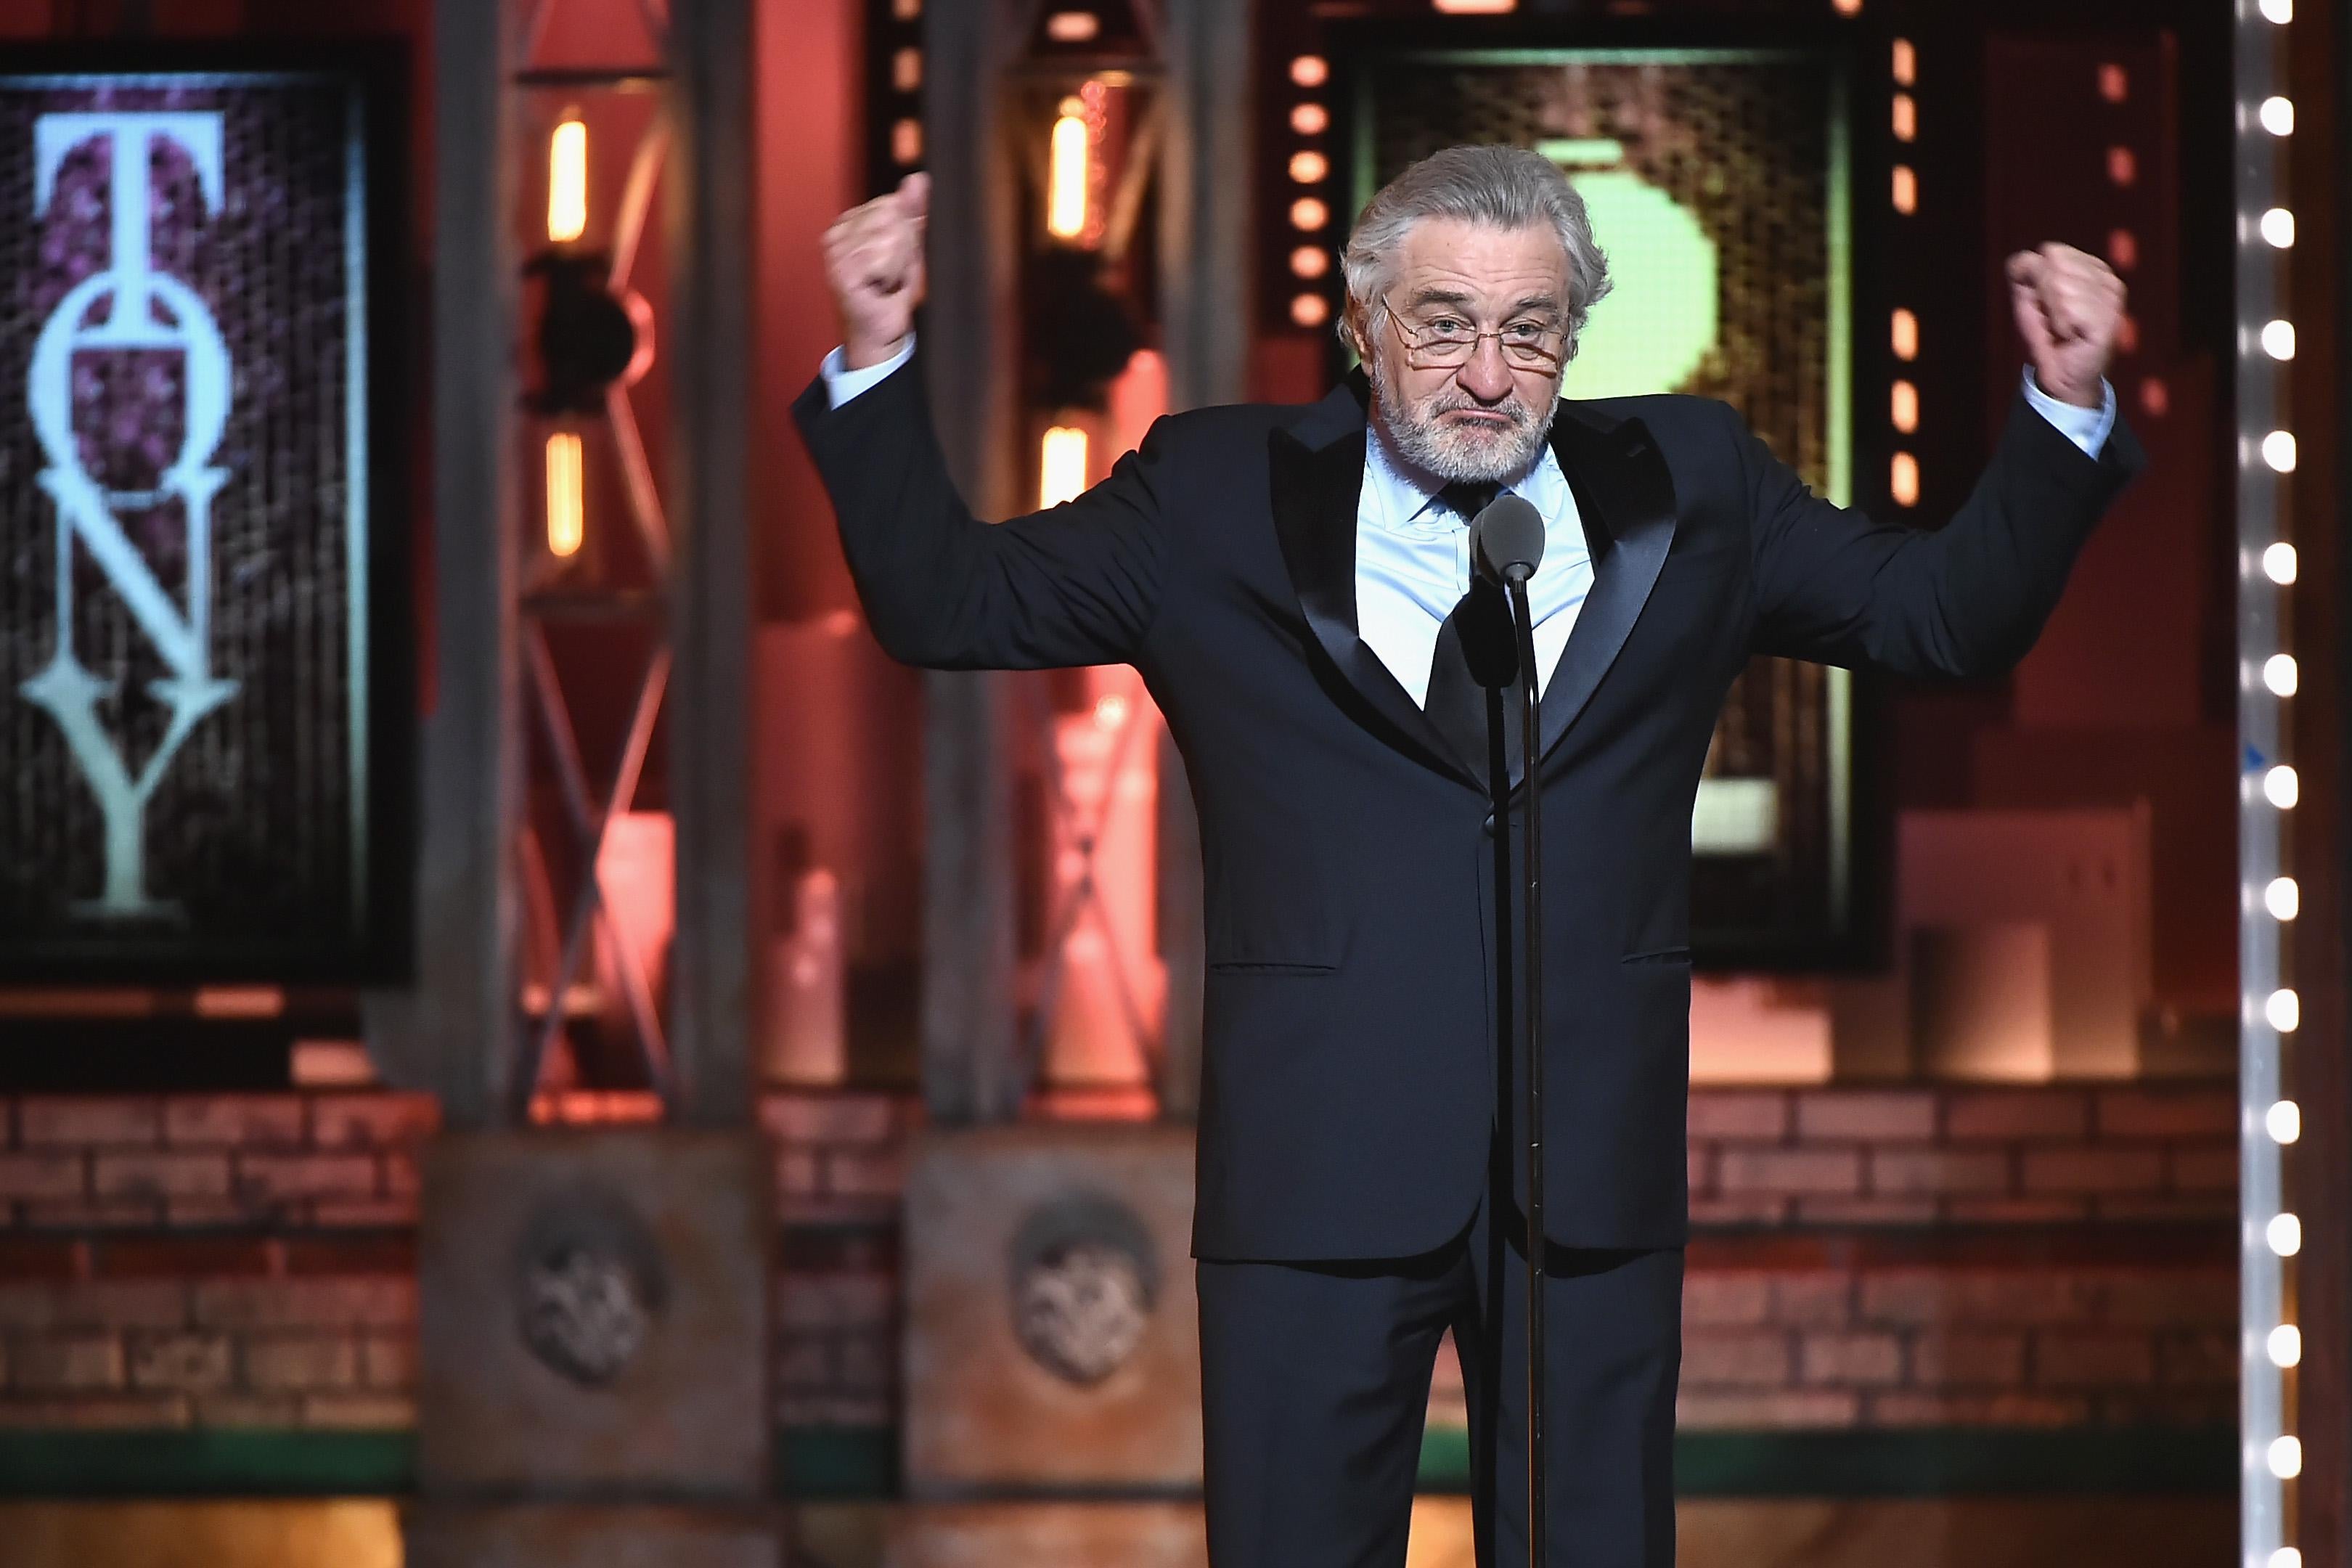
[1504,571,1545,1567]
[1466,494,1548,1563]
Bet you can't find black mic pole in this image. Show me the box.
[1504,570,1544,1567]
[1468,494,1549,1566]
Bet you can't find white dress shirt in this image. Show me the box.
[822,338,2117,706]
[1356,422,1590,705]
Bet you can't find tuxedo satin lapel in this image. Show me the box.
[1530,407,1678,779]
[1268,412,1479,789]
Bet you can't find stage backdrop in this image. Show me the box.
[1338,35,1877,968]
[0,50,408,982]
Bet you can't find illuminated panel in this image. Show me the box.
[0,60,404,981]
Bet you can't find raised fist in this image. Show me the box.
[2004,242,2126,411]
[822,171,928,369]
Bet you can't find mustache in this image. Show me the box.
[1419,391,1535,425]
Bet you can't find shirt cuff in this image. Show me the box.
[821,335,916,407]
[2020,366,2115,459]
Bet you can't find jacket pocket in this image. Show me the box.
[1205,957,1338,976]
[1204,834,1342,972]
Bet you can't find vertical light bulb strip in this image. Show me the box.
[1890,41,1919,507]
[2237,0,2290,1563]
[548,116,587,243]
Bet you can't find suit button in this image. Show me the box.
[1482,812,1496,838]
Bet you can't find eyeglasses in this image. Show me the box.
[1380,293,1567,372]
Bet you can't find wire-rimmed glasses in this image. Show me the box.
[1379,293,1568,372]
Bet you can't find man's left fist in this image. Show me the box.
[2005,242,2126,410]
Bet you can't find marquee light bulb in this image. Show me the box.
[2260,208,2295,248]
[1890,452,1919,507]
[2261,320,2295,359]
[2269,1324,2303,1367]
[2262,431,2297,473]
[1892,380,1919,432]
[2258,0,2290,21]
[2266,989,2300,1033]
[2264,878,2299,920]
[2270,1435,2303,1479]
[2263,654,2298,695]
[2262,543,2297,583]
[2273,1551,2304,1568]
[2264,765,2299,809]
[2268,1212,2302,1257]
[2259,97,2295,135]
[2267,1099,2300,1143]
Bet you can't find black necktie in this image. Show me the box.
[1439,480,1500,527]
[1424,481,1524,781]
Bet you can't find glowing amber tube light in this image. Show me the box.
[547,432,584,557]
[1040,426,1088,508]
[1047,102,1088,240]
[549,117,588,243]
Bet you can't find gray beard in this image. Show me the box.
[1368,348,1559,486]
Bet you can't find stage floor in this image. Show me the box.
[0,1494,2237,1568]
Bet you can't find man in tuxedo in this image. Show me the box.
[797,145,2139,1567]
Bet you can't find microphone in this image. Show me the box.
[1454,491,1542,691]
[1470,494,1545,585]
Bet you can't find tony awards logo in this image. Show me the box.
[20,113,234,919]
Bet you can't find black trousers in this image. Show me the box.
[1196,1168,1683,1568]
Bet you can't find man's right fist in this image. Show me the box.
[823,171,928,369]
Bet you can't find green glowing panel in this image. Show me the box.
[1553,167,1719,400]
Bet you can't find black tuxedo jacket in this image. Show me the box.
[793,356,2143,1260]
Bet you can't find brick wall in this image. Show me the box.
[0,1093,430,1432]
[1675,1230,2233,1431]
[1676,1085,2236,1431]
[0,1083,2234,1447]
[764,1093,906,1430]
[1687,1085,2237,1226]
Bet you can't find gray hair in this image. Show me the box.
[1339,144,1612,363]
